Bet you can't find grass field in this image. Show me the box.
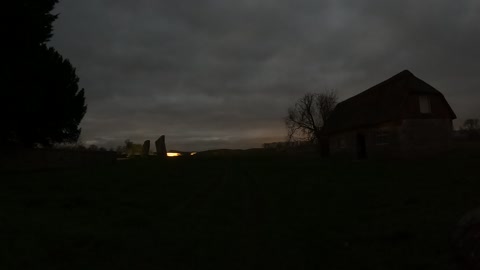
[1,153,479,269]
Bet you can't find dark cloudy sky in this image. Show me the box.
[50,0,480,151]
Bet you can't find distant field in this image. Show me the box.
[1,153,479,269]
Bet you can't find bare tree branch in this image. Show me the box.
[285,90,338,145]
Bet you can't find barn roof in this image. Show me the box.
[323,70,456,134]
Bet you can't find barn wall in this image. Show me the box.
[329,122,404,159]
[329,119,454,159]
[329,121,446,159]
[365,122,404,159]
[399,118,453,157]
[329,131,355,159]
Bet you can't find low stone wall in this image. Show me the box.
[0,148,117,172]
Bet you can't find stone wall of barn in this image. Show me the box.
[328,131,355,159]
[365,122,403,159]
[329,119,453,159]
[329,121,404,159]
[399,118,453,157]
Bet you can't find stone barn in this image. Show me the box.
[323,70,456,159]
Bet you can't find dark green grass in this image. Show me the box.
[1,155,479,269]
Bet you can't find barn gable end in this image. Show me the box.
[324,70,456,159]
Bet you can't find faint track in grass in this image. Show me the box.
[167,161,233,216]
[238,165,307,269]
[238,167,268,269]
[164,159,306,269]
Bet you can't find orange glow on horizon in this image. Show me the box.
[167,152,182,157]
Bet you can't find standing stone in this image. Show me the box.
[155,135,167,157]
[142,140,150,157]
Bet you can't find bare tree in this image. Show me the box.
[462,119,480,131]
[461,118,480,140]
[285,90,338,144]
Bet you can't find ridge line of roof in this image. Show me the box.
[338,70,414,105]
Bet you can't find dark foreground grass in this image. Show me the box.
[1,155,479,269]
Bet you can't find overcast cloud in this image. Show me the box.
[50,0,480,150]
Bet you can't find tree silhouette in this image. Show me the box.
[7,0,58,48]
[462,119,479,131]
[460,118,480,140]
[2,0,86,148]
[285,90,338,144]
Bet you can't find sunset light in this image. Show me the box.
[167,152,182,157]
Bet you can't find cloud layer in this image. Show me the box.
[51,0,480,150]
